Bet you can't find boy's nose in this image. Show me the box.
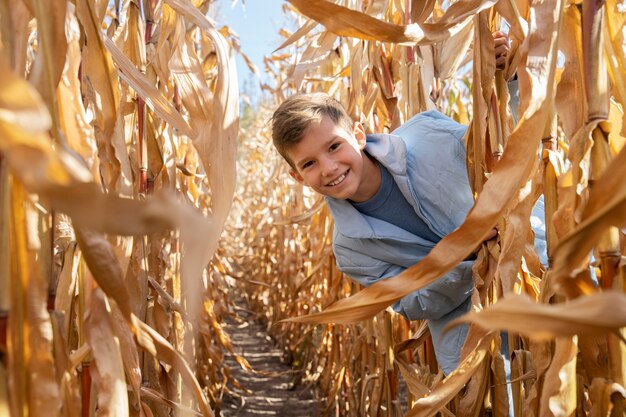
[320,157,338,177]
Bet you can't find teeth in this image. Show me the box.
[328,172,347,186]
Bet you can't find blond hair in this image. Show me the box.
[271,93,354,169]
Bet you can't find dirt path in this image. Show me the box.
[219,303,319,417]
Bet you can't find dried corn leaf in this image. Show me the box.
[0,0,31,73]
[28,0,68,113]
[273,19,318,52]
[57,6,97,165]
[553,144,626,291]
[9,182,61,417]
[75,0,127,192]
[588,378,626,417]
[84,288,129,417]
[103,36,196,138]
[447,292,626,340]
[406,334,493,417]
[75,228,134,320]
[289,0,497,45]
[539,337,577,417]
[0,362,8,417]
[133,319,215,417]
[605,0,626,136]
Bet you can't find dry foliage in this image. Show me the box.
[0,0,245,416]
[223,0,626,416]
[1,0,626,416]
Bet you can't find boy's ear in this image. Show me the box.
[353,122,367,149]
[289,168,305,184]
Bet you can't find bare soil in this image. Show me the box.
[219,302,319,417]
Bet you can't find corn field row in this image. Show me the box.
[0,0,625,416]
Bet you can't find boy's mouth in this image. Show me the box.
[327,170,349,187]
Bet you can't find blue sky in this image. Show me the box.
[218,0,290,97]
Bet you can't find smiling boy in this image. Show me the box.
[272,93,479,375]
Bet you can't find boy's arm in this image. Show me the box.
[334,243,474,321]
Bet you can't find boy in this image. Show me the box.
[272,95,476,375]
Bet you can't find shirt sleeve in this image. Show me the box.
[333,242,474,321]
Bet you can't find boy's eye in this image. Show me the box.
[302,161,314,169]
[329,143,340,151]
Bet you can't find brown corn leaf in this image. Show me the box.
[293,30,338,90]
[28,0,68,115]
[50,314,82,417]
[406,334,493,417]
[605,0,626,136]
[588,378,626,417]
[436,19,473,80]
[140,387,203,416]
[9,182,61,417]
[446,292,626,340]
[273,19,318,53]
[552,143,626,289]
[490,348,510,417]
[289,0,422,44]
[539,337,577,417]
[75,0,127,193]
[75,228,134,321]
[494,0,528,40]
[103,36,197,138]
[133,319,215,417]
[495,165,543,294]
[57,6,97,165]
[25,203,61,417]
[0,362,9,417]
[0,53,51,133]
[84,288,129,417]
[411,0,437,24]
[163,0,239,322]
[0,0,31,73]
[109,303,143,415]
[555,5,585,140]
[289,0,497,45]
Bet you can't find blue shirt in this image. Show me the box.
[351,162,441,243]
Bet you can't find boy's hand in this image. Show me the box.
[470,228,498,258]
[493,31,510,70]
[484,227,498,241]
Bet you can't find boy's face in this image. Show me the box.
[286,116,373,201]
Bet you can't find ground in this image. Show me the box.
[219,300,319,417]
